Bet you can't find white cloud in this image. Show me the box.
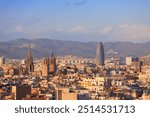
[15,25,24,32]
[2,21,150,42]
[99,23,150,42]
[117,23,150,40]
[70,25,85,33]
[99,26,113,34]
[113,23,150,41]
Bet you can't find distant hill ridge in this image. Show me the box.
[0,38,150,59]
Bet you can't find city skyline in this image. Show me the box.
[0,0,150,42]
[1,40,150,100]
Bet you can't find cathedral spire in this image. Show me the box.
[51,51,54,57]
[28,44,32,59]
[26,44,34,74]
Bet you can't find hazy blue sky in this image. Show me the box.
[0,0,150,42]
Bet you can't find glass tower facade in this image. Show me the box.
[95,42,104,66]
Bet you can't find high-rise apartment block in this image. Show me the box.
[126,56,138,66]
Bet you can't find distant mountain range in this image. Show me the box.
[0,38,150,59]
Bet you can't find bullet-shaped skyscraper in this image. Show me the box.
[95,42,105,66]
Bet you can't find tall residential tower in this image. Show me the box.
[95,42,105,66]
